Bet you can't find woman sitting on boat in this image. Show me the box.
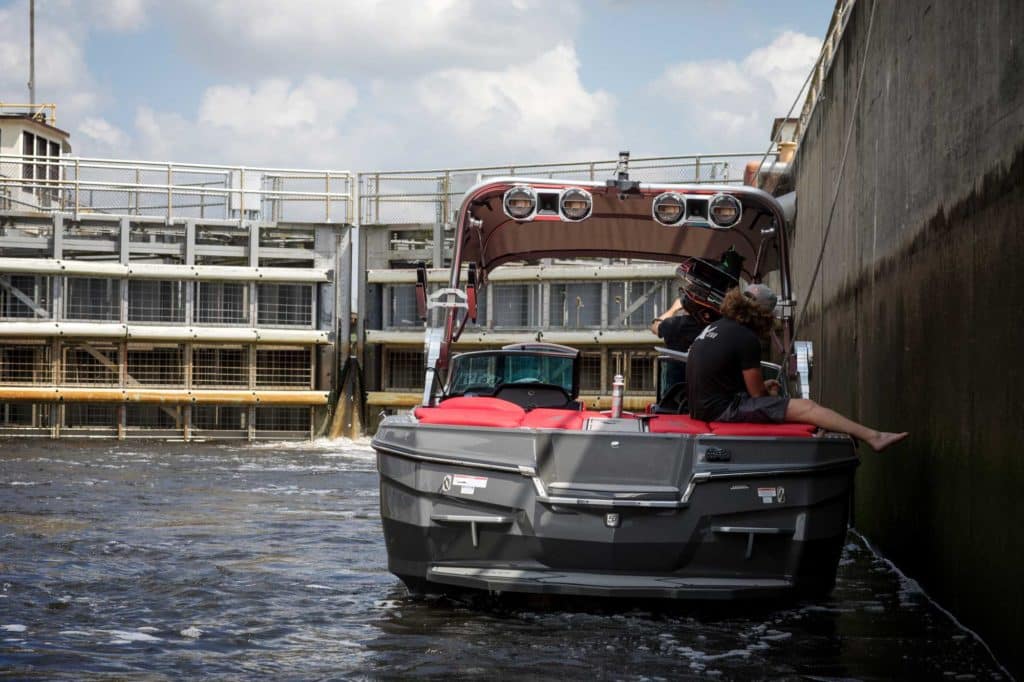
[686,283,908,452]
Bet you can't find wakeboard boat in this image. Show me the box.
[371,161,857,600]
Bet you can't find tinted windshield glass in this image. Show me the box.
[448,353,574,395]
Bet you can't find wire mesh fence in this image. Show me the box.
[0,274,50,319]
[65,277,120,321]
[0,402,53,428]
[63,343,119,385]
[192,405,248,432]
[192,346,248,387]
[64,403,119,429]
[255,348,313,388]
[128,281,187,324]
[126,345,185,386]
[385,349,425,390]
[579,353,602,393]
[196,282,251,325]
[257,283,314,327]
[0,344,52,383]
[254,406,310,432]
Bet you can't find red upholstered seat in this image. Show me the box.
[708,421,816,437]
[648,414,712,434]
[413,396,526,428]
[520,408,586,430]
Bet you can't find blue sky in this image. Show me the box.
[0,0,833,170]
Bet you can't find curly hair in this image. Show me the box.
[719,287,775,338]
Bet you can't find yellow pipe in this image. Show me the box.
[0,387,329,405]
[365,391,653,411]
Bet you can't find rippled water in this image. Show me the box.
[0,440,1008,680]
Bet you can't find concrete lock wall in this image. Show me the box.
[789,0,1024,674]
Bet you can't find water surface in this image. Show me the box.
[0,440,1007,680]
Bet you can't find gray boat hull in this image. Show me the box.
[373,415,858,600]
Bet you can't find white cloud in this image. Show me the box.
[101,0,150,32]
[121,42,615,170]
[649,30,821,150]
[410,44,616,161]
[743,31,823,112]
[77,117,129,148]
[198,76,358,135]
[162,0,582,78]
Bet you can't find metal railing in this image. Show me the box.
[357,153,773,226]
[0,102,57,123]
[0,154,354,224]
[795,0,857,143]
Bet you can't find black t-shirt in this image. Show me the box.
[657,314,705,352]
[686,318,763,421]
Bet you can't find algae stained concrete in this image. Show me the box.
[789,0,1024,675]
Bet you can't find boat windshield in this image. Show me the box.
[448,352,575,396]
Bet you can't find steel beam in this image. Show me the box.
[367,263,678,284]
[0,322,330,343]
[0,387,329,404]
[0,258,330,282]
[364,329,659,346]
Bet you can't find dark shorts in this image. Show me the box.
[715,395,790,423]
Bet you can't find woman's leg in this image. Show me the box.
[786,399,908,452]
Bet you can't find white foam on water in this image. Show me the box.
[247,437,375,455]
[305,584,333,590]
[237,485,335,496]
[2,624,27,632]
[9,481,43,486]
[59,630,92,636]
[108,630,163,644]
[852,529,1011,679]
[180,626,202,638]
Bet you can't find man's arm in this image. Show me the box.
[743,367,767,397]
[649,298,684,335]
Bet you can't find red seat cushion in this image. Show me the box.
[435,396,525,413]
[520,408,586,430]
[648,414,712,434]
[413,396,526,428]
[709,421,816,437]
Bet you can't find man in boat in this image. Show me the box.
[650,248,745,351]
[650,250,743,394]
[686,283,908,452]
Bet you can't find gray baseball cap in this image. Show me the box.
[743,283,778,313]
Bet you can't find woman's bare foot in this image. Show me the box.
[866,431,909,452]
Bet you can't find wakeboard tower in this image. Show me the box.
[372,154,849,599]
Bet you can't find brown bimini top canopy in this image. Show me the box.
[450,178,791,299]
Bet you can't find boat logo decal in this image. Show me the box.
[441,475,452,492]
[757,486,785,504]
[704,446,731,462]
[605,513,620,528]
[452,474,488,495]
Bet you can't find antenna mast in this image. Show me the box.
[28,0,36,107]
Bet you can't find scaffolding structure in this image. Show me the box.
[0,199,351,438]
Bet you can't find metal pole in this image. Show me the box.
[28,0,35,107]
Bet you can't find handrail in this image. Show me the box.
[0,102,57,124]
[0,153,355,223]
